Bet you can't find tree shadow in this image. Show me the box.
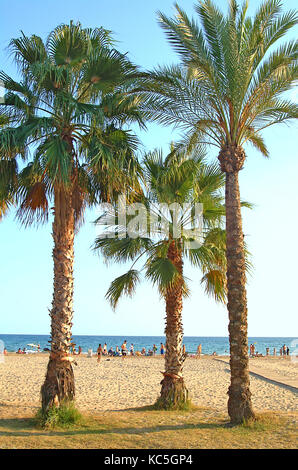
[0,413,229,438]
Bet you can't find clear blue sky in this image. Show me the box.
[0,0,297,337]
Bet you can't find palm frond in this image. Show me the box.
[106,269,140,309]
[201,268,227,303]
[145,256,180,294]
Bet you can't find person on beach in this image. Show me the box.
[115,346,120,356]
[3,348,7,355]
[287,346,290,356]
[97,344,103,363]
[279,347,283,356]
[182,344,186,357]
[130,344,134,356]
[160,343,165,355]
[283,344,287,356]
[78,346,82,355]
[37,344,40,352]
[153,344,157,355]
[108,347,114,356]
[197,344,202,358]
[103,343,108,356]
[141,347,146,355]
[121,340,127,358]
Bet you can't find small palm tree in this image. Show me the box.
[94,148,227,409]
[138,0,298,423]
[0,22,143,414]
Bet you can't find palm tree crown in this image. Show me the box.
[0,21,144,225]
[95,149,227,306]
[141,0,297,155]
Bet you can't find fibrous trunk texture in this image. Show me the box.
[41,187,75,413]
[158,241,188,409]
[219,145,255,424]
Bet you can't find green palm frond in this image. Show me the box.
[36,136,72,185]
[244,130,269,156]
[201,268,227,303]
[145,256,180,294]
[0,158,18,196]
[47,21,90,66]
[106,269,140,309]
[93,236,153,264]
[9,33,47,70]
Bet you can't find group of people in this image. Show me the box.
[96,341,166,362]
[279,344,290,356]
[16,344,41,354]
[249,343,290,357]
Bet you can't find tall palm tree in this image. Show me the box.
[138,0,298,423]
[0,22,143,413]
[94,148,227,409]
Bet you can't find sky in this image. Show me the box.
[0,0,297,337]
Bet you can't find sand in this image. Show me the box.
[0,354,297,418]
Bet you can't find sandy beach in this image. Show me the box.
[0,354,297,419]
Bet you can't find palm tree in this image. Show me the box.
[138,0,298,423]
[0,22,144,413]
[94,148,227,409]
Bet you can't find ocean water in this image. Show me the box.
[0,334,296,356]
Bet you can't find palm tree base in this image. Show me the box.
[41,358,75,413]
[228,385,255,424]
[155,375,189,410]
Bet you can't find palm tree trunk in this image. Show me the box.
[157,241,188,409]
[41,187,75,413]
[219,144,255,424]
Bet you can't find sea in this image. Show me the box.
[0,334,296,356]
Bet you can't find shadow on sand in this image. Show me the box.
[0,405,229,438]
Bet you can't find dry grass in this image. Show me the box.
[0,406,297,449]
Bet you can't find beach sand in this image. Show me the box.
[0,354,297,419]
